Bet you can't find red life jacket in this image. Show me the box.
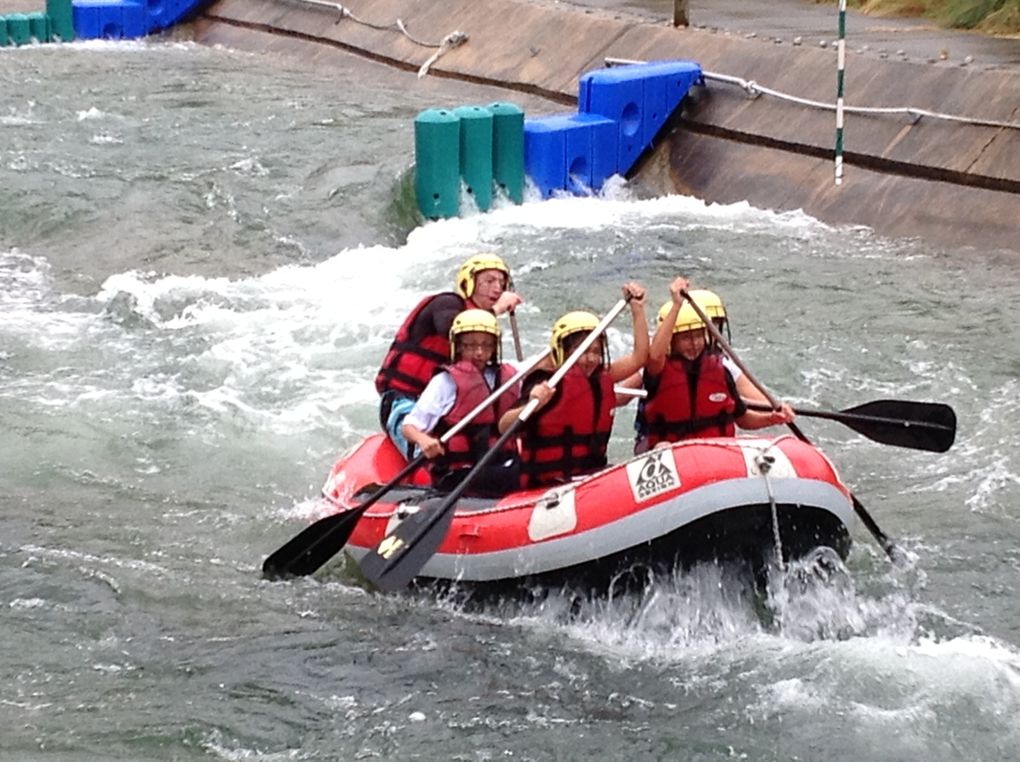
[640,353,736,446]
[520,366,615,488]
[374,292,473,397]
[431,361,519,476]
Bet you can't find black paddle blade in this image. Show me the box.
[358,497,456,592]
[261,508,365,580]
[261,454,428,580]
[838,400,957,453]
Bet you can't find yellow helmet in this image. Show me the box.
[687,289,726,323]
[549,310,602,367]
[449,309,501,362]
[454,254,511,299]
[657,290,726,334]
[658,300,704,334]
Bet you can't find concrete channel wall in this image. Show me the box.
[194,0,1020,252]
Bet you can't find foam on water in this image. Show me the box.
[427,189,829,240]
[454,552,1020,750]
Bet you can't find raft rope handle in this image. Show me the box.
[605,57,1020,131]
[351,435,803,521]
[291,0,468,77]
[755,451,786,574]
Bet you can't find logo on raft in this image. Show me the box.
[626,448,681,503]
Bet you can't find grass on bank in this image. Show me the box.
[813,0,1020,34]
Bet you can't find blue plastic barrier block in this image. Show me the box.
[524,113,618,198]
[145,0,193,32]
[71,3,96,39]
[122,1,147,37]
[524,117,566,199]
[579,60,701,174]
[578,68,643,174]
[586,114,620,192]
[0,17,8,47]
[143,0,170,30]
[73,1,124,39]
[73,1,146,39]
[636,60,702,145]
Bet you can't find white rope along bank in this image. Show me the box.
[286,0,468,77]
[606,57,1020,132]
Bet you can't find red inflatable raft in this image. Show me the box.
[320,433,854,591]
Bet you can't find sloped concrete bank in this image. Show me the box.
[193,0,1020,252]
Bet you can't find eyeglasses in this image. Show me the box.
[459,341,496,353]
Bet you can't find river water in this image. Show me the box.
[2,39,1019,761]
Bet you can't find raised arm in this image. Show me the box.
[646,276,689,376]
[609,282,649,382]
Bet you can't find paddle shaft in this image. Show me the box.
[678,289,902,561]
[434,347,551,444]
[262,349,551,578]
[363,297,632,588]
[509,310,525,362]
[361,348,549,494]
[357,348,550,493]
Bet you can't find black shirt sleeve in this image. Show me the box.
[725,370,747,418]
[410,292,463,342]
[642,368,661,398]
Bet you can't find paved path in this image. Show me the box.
[3,0,1016,70]
[552,0,1020,71]
[0,0,39,12]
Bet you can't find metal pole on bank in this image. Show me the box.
[835,0,847,185]
[673,0,689,27]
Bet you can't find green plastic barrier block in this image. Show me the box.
[6,13,30,46]
[453,105,494,213]
[0,17,9,47]
[414,108,461,220]
[488,102,525,205]
[46,0,74,42]
[27,12,50,43]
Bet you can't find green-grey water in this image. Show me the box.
[2,39,1019,760]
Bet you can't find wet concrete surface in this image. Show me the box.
[551,0,1020,71]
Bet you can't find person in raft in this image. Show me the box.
[632,277,794,454]
[400,309,522,496]
[375,253,523,459]
[618,278,782,409]
[497,282,649,489]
